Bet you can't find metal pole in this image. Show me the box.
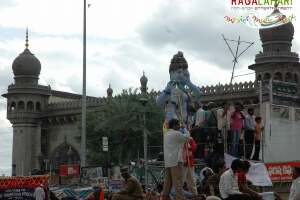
[81,0,87,168]
[230,36,240,85]
[259,80,265,162]
[143,109,148,190]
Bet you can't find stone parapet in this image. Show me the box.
[46,98,104,111]
[7,111,41,124]
[255,52,299,64]
[200,81,256,95]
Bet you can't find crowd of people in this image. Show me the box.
[159,118,300,200]
[189,101,264,161]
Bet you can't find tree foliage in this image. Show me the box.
[86,88,164,166]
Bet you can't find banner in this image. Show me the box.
[59,164,80,177]
[108,180,124,193]
[0,188,35,200]
[0,176,49,190]
[265,162,300,182]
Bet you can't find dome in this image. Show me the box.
[259,9,294,42]
[107,84,113,97]
[259,22,294,42]
[140,71,148,86]
[12,48,41,77]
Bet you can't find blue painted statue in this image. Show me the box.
[156,51,202,129]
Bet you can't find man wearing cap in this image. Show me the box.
[112,167,144,200]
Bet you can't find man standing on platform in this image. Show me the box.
[162,119,190,200]
[244,108,255,159]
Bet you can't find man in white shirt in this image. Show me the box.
[289,167,300,200]
[162,118,190,200]
[195,105,205,128]
[33,185,45,200]
[219,159,251,200]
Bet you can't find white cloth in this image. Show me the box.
[195,108,205,127]
[226,106,235,129]
[224,153,273,187]
[261,192,275,200]
[216,108,225,131]
[219,169,241,199]
[33,186,45,200]
[289,176,300,200]
[163,129,189,168]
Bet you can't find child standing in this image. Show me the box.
[253,117,264,160]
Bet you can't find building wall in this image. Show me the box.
[47,122,81,160]
[12,123,41,175]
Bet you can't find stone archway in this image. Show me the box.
[285,72,293,82]
[294,73,299,84]
[50,143,80,173]
[263,73,271,80]
[274,72,283,81]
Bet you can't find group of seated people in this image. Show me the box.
[105,160,281,200]
[201,159,264,200]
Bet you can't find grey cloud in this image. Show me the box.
[0,66,13,95]
[138,0,271,70]
[0,26,25,41]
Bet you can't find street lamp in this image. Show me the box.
[80,0,87,168]
[139,96,148,190]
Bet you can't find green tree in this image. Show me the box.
[86,88,164,166]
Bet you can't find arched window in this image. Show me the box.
[253,98,259,104]
[285,72,293,82]
[50,144,80,173]
[10,102,16,111]
[263,73,271,80]
[294,74,299,84]
[27,101,34,111]
[17,101,25,110]
[243,100,251,105]
[36,102,41,111]
[257,74,262,81]
[274,72,283,81]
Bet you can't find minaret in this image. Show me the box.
[249,6,300,83]
[2,30,51,175]
[107,84,113,98]
[140,71,148,94]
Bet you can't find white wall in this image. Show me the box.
[263,103,300,163]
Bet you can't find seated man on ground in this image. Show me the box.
[219,159,251,200]
[112,167,144,200]
[237,161,262,200]
[203,160,226,200]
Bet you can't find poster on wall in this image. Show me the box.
[59,164,80,177]
[265,162,300,182]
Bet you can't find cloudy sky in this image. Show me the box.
[0,0,299,175]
